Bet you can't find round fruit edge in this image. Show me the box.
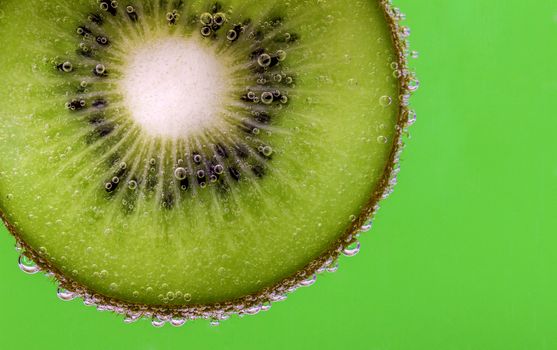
[1,0,418,327]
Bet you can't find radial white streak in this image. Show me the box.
[120,38,229,139]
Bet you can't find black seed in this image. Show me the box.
[174,0,184,10]
[215,143,228,158]
[252,165,265,178]
[269,56,280,68]
[68,99,86,111]
[100,1,117,16]
[239,120,256,134]
[255,112,271,124]
[250,48,265,60]
[77,26,92,36]
[254,31,264,41]
[234,144,249,159]
[211,2,222,13]
[162,192,174,209]
[128,11,138,21]
[96,123,115,138]
[77,47,93,58]
[270,17,283,26]
[196,174,207,186]
[88,113,105,125]
[92,99,108,109]
[180,177,189,191]
[228,166,241,181]
[146,174,157,191]
[88,13,104,25]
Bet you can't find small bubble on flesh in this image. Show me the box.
[174,167,187,180]
[258,53,272,67]
[261,92,274,104]
[379,95,392,107]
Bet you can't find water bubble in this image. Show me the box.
[210,320,220,327]
[261,92,274,105]
[379,95,392,107]
[226,29,238,41]
[18,255,40,274]
[300,274,317,287]
[200,12,213,25]
[95,64,106,75]
[377,135,388,144]
[171,318,186,327]
[213,13,226,26]
[214,164,224,175]
[407,110,417,125]
[152,318,166,327]
[57,287,77,301]
[127,180,137,190]
[327,261,339,273]
[184,293,192,302]
[411,50,419,59]
[343,241,361,257]
[62,61,73,72]
[262,146,273,157]
[201,26,212,37]
[257,54,272,68]
[276,50,287,61]
[361,220,373,232]
[174,167,187,180]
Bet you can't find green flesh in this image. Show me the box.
[0,0,399,305]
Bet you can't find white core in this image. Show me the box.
[121,38,230,139]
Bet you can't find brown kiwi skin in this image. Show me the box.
[1,1,416,322]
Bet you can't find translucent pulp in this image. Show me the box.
[120,38,230,139]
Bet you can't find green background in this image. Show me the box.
[1,0,556,349]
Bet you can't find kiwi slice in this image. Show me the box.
[0,0,417,324]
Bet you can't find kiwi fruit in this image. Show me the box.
[0,0,417,325]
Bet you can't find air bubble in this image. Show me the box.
[276,50,287,61]
[126,5,134,13]
[285,77,293,85]
[18,255,40,274]
[273,74,282,82]
[184,293,192,301]
[280,95,289,104]
[62,61,73,72]
[197,170,205,178]
[377,135,388,144]
[343,241,361,257]
[258,53,272,67]
[261,92,274,104]
[57,287,77,301]
[127,180,137,190]
[174,167,188,180]
[171,318,186,327]
[200,12,213,25]
[111,0,118,8]
[104,182,113,191]
[247,91,256,100]
[112,176,120,184]
[213,13,226,26]
[407,110,417,125]
[201,26,212,37]
[193,154,202,163]
[95,64,106,75]
[214,164,224,174]
[227,29,238,41]
[149,158,156,165]
[100,2,109,10]
[262,146,273,157]
[379,95,392,107]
